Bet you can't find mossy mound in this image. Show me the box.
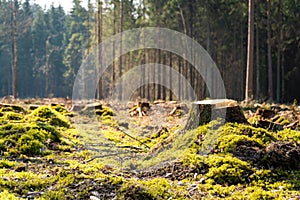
[0,104,26,114]
[118,178,174,199]
[3,112,24,121]
[189,122,300,170]
[80,104,114,117]
[0,123,61,156]
[218,123,277,145]
[101,105,114,116]
[0,104,77,157]
[204,154,254,185]
[0,105,26,124]
[26,106,70,128]
[50,104,68,114]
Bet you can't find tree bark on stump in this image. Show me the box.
[184,99,248,130]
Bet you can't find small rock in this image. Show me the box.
[279,186,285,190]
[104,164,114,171]
[193,173,198,180]
[199,177,205,184]
[91,191,100,197]
[90,196,101,200]
[177,181,184,186]
[190,183,198,188]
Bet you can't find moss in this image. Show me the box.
[189,122,275,156]
[215,134,263,152]
[51,104,68,114]
[118,182,154,199]
[101,105,114,116]
[0,122,66,156]
[275,117,290,126]
[1,101,300,199]
[103,128,127,143]
[36,122,61,142]
[81,105,114,118]
[247,115,262,126]
[0,123,28,137]
[119,178,174,199]
[26,106,70,128]
[0,190,21,200]
[0,169,56,196]
[204,184,236,198]
[0,104,26,113]
[220,123,276,144]
[2,112,24,121]
[18,138,47,156]
[204,154,254,185]
[276,129,300,142]
[0,159,17,168]
[41,190,66,200]
[181,152,206,168]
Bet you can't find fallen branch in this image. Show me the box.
[84,152,128,163]
[116,127,150,149]
[284,120,299,130]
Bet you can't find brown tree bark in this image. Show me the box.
[169,53,173,101]
[267,0,273,100]
[245,0,254,101]
[255,23,260,99]
[276,0,282,102]
[118,0,123,100]
[112,1,116,89]
[11,0,18,98]
[97,0,103,99]
[184,100,248,131]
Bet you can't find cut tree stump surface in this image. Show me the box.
[185,99,248,130]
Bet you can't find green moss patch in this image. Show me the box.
[26,106,70,128]
[204,154,254,185]
[0,103,79,157]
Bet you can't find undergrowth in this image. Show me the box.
[0,102,299,199]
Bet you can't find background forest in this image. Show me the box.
[0,0,299,102]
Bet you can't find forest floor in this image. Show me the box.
[0,97,300,200]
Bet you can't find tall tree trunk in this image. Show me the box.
[141,0,146,99]
[205,0,210,98]
[11,0,18,98]
[245,0,254,101]
[112,1,116,89]
[169,52,173,101]
[118,0,123,100]
[97,0,103,99]
[178,1,187,100]
[157,49,161,100]
[147,49,150,100]
[281,52,284,101]
[267,0,273,100]
[240,22,245,99]
[178,56,181,100]
[45,38,50,97]
[162,51,166,100]
[276,0,282,102]
[255,23,260,99]
[189,0,195,100]
[276,38,281,102]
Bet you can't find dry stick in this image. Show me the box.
[115,127,150,149]
[84,128,150,163]
[84,152,129,163]
[169,107,178,116]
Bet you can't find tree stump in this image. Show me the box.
[184,99,248,130]
[129,102,150,117]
